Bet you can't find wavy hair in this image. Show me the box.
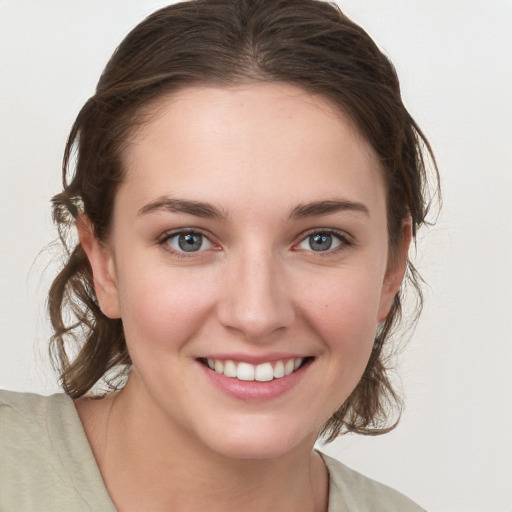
[49,0,439,440]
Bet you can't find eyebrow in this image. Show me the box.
[138,197,227,220]
[289,199,370,219]
[138,196,369,221]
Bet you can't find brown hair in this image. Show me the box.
[49,0,439,440]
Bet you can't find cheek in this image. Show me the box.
[300,269,382,356]
[116,266,216,353]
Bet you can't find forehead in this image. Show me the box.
[120,83,385,217]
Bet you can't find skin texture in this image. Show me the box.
[77,83,410,512]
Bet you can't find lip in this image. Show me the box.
[200,352,309,365]
[197,357,313,401]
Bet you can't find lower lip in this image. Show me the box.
[198,360,311,401]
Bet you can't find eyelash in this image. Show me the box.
[293,228,352,255]
[158,228,218,258]
[158,228,352,257]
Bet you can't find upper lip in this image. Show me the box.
[197,353,312,365]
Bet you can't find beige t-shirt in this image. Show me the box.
[0,390,425,511]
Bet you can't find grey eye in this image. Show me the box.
[298,232,342,252]
[167,232,212,252]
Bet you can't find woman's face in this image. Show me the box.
[85,83,407,459]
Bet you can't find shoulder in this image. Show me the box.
[0,389,74,448]
[318,451,426,512]
[0,388,71,420]
[0,390,116,512]
[0,389,77,453]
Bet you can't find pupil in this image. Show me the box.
[310,233,332,251]
[178,233,202,252]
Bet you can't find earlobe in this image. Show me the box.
[77,215,121,319]
[377,218,413,322]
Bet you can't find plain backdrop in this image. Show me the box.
[1,1,511,511]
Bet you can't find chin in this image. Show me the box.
[198,420,318,460]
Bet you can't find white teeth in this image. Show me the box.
[255,363,274,382]
[205,357,306,381]
[223,360,237,378]
[273,361,285,378]
[237,362,255,381]
[284,359,295,376]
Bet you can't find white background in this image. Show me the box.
[1,1,511,511]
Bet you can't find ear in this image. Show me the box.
[77,215,121,319]
[377,218,413,322]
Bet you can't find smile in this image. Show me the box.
[202,357,311,382]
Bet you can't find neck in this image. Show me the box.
[78,376,329,512]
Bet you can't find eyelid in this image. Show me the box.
[293,228,353,253]
[157,227,352,255]
[158,227,220,255]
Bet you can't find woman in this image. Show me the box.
[0,0,437,510]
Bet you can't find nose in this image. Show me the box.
[216,247,295,342]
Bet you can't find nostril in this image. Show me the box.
[215,270,295,339]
